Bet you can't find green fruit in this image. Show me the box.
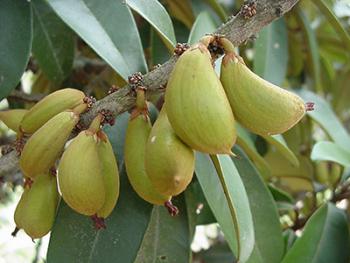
[165,43,236,154]
[14,173,59,239]
[220,52,306,136]
[20,88,85,134]
[96,131,120,218]
[0,109,28,133]
[125,112,171,205]
[20,111,79,179]
[145,107,195,196]
[58,130,105,216]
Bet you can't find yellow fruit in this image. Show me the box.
[13,173,59,239]
[20,111,79,179]
[96,131,120,219]
[0,109,28,133]
[58,130,105,216]
[125,112,171,205]
[165,43,236,154]
[20,88,85,134]
[145,107,195,196]
[220,52,306,136]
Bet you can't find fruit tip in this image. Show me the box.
[91,214,107,230]
[11,227,20,237]
[164,200,179,216]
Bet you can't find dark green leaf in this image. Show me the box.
[47,0,147,80]
[268,185,294,203]
[195,153,254,262]
[311,141,350,167]
[32,0,74,83]
[254,18,288,86]
[232,146,284,263]
[194,242,235,263]
[134,195,191,263]
[282,203,350,263]
[188,12,217,44]
[126,0,176,48]
[297,89,350,149]
[47,113,153,263]
[0,0,32,100]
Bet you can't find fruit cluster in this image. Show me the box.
[0,36,309,240]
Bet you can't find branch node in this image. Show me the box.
[241,0,257,19]
[174,43,190,56]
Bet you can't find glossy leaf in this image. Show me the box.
[282,203,350,263]
[47,0,147,80]
[254,18,288,86]
[297,89,350,149]
[311,141,350,167]
[47,113,153,263]
[134,196,191,263]
[232,146,284,263]
[126,0,176,48]
[312,0,350,50]
[32,0,74,83]
[188,12,217,44]
[0,0,32,100]
[195,153,254,262]
[263,134,299,167]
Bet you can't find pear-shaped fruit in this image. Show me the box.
[165,43,236,154]
[220,52,306,136]
[125,112,171,205]
[20,88,85,134]
[145,107,195,196]
[13,173,59,239]
[0,109,28,133]
[96,131,120,219]
[58,130,105,216]
[20,111,79,179]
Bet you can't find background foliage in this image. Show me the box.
[1,0,350,262]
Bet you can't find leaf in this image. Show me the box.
[268,184,294,203]
[253,18,288,86]
[296,89,350,149]
[236,124,271,179]
[163,0,194,29]
[205,0,227,21]
[295,7,322,92]
[47,0,147,80]
[232,146,284,263]
[195,153,254,262]
[134,195,191,263]
[47,113,153,263]
[312,0,350,50]
[311,141,350,167]
[32,0,74,83]
[263,134,299,167]
[194,243,235,263]
[0,0,32,100]
[282,203,350,263]
[126,0,176,49]
[188,12,217,44]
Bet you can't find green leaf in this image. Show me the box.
[253,18,288,86]
[311,141,350,167]
[263,134,299,167]
[236,124,271,179]
[232,146,284,263]
[296,89,350,149]
[205,0,227,21]
[295,7,322,92]
[282,203,350,263]
[312,0,350,50]
[32,0,74,83]
[195,153,254,262]
[188,12,217,44]
[47,113,153,263]
[134,195,191,263]
[47,0,147,80]
[126,0,176,48]
[194,243,235,263]
[268,184,294,203]
[0,0,32,100]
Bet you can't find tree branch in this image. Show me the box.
[0,0,300,180]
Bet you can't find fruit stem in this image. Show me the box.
[131,87,149,120]
[88,113,104,134]
[72,103,88,115]
[11,227,20,237]
[164,200,179,216]
[218,37,236,54]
